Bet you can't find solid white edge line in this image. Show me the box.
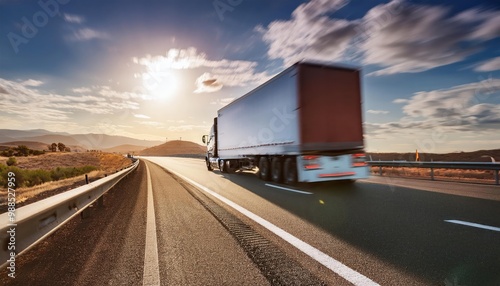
[143,164,161,286]
[265,183,313,195]
[445,220,500,232]
[165,166,379,286]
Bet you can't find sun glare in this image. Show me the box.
[142,71,179,99]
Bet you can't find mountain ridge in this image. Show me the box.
[0,129,163,151]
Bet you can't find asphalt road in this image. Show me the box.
[144,157,500,286]
[1,157,499,285]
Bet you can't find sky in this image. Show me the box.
[0,0,499,153]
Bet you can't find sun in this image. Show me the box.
[142,70,179,99]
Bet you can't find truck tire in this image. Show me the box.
[271,157,283,183]
[219,159,226,173]
[225,160,236,173]
[206,157,213,171]
[259,157,271,181]
[284,158,298,185]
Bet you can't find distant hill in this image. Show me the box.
[0,141,50,151]
[0,129,163,151]
[69,134,163,150]
[0,141,87,153]
[0,129,68,138]
[102,144,146,154]
[18,135,82,147]
[139,140,205,156]
[367,149,500,162]
[0,129,63,143]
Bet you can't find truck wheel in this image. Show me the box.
[206,157,213,171]
[219,160,226,173]
[225,160,236,173]
[284,158,298,185]
[271,157,283,183]
[258,157,271,181]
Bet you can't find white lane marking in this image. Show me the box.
[265,183,313,195]
[143,163,160,286]
[164,166,379,286]
[444,220,500,232]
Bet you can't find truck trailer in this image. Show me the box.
[202,61,369,185]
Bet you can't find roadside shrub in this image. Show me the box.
[0,166,25,188]
[50,166,97,181]
[0,165,97,188]
[24,169,52,186]
[6,157,17,166]
[1,149,14,157]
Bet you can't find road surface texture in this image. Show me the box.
[0,157,499,285]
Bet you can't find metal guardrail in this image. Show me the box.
[367,161,500,185]
[0,160,140,269]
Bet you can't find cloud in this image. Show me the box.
[71,28,108,41]
[72,87,91,93]
[361,1,500,76]
[292,0,348,20]
[63,13,85,24]
[367,78,500,140]
[210,97,234,105]
[367,109,389,114]
[474,57,500,72]
[401,78,500,123]
[0,78,145,129]
[258,0,500,75]
[134,47,272,93]
[21,79,44,87]
[393,98,409,104]
[259,0,357,66]
[134,114,151,119]
[0,86,8,94]
[194,73,223,93]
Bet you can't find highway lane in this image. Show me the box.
[144,156,500,286]
[145,161,269,285]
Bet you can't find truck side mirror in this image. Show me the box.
[202,135,207,144]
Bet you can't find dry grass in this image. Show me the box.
[97,153,133,171]
[0,152,131,171]
[0,170,106,206]
[0,152,133,209]
[0,152,100,170]
[370,166,497,184]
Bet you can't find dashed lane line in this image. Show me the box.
[265,183,313,195]
[143,163,160,286]
[445,220,500,232]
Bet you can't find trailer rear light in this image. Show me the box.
[352,153,367,167]
[302,155,321,170]
[319,172,356,178]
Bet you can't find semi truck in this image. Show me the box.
[202,61,369,185]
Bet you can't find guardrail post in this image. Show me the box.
[495,170,499,185]
[81,175,91,219]
[379,166,383,176]
[430,168,434,181]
